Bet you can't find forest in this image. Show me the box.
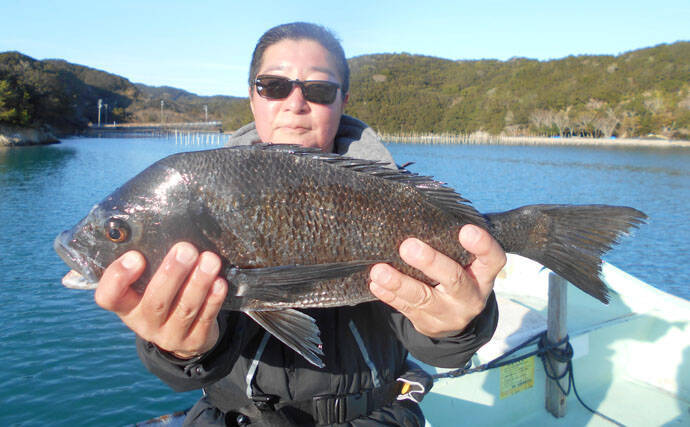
[0,51,251,133]
[1,41,688,139]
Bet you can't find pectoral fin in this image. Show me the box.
[245,309,325,368]
[228,260,382,301]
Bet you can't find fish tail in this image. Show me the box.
[486,204,647,303]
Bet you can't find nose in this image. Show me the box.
[283,83,310,112]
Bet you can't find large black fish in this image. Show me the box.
[54,144,646,367]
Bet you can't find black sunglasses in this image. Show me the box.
[254,75,341,105]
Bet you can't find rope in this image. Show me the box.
[433,331,625,426]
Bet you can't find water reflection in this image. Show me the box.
[476,155,688,177]
[390,144,689,178]
[0,145,77,184]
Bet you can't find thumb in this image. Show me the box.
[94,251,146,315]
[459,224,506,286]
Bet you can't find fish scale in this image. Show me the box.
[199,150,461,288]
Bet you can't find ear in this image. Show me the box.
[340,92,349,114]
[249,86,256,116]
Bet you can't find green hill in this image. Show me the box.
[1,41,688,138]
[346,42,690,138]
[0,51,250,133]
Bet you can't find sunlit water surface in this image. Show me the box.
[0,137,687,425]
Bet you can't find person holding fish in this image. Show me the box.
[95,22,505,426]
[59,20,642,426]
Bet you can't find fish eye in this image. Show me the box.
[105,218,130,243]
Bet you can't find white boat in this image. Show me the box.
[139,255,690,426]
[418,254,690,426]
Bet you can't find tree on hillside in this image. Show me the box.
[594,109,619,137]
[552,109,571,137]
[576,110,598,137]
[0,78,32,125]
[529,109,552,135]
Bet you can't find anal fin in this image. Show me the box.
[245,309,325,368]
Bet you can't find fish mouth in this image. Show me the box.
[53,231,103,290]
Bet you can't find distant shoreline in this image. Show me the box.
[379,133,690,148]
[3,124,689,149]
[0,125,59,147]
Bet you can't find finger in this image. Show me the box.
[139,242,199,326]
[370,265,458,337]
[168,252,222,331]
[370,263,433,313]
[94,251,145,314]
[185,277,228,351]
[459,225,506,291]
[398,238,465,297]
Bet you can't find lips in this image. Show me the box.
[53,231,102,288]
[61,269,98,290]
[278,125,311,133]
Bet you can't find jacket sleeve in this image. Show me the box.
[388,291,498,368]
[136,310,260,392]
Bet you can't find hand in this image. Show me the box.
[369,224,506,338]
[94,242,228,359]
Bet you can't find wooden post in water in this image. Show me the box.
[545,273,568,417]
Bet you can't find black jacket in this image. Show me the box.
[138,298,497,425]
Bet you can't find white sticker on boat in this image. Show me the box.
[571,334,589,360]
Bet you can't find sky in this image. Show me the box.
[1,0,688,97]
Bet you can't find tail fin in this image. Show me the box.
[486,204,646,303]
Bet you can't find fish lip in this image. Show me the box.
[53,231,102,286]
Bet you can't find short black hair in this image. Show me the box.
[248,22,349,99]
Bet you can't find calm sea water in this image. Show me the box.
[0,137,687,425]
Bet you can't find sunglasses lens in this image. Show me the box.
[303,81,338,104]
[255,76,340,104]
[256,77,293,99]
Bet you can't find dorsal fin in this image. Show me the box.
[234,143,487,226]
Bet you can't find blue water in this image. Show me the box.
[0,137,687,425]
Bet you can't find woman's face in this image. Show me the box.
[249,39,348,153]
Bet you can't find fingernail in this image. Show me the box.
[461,225,480,245]
[370,265,391,284]
[175,244,196,265]
[212,279,226,295]
[199,254,219,274]
[121,252,141,270]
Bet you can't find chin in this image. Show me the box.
[273,135,321,149]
